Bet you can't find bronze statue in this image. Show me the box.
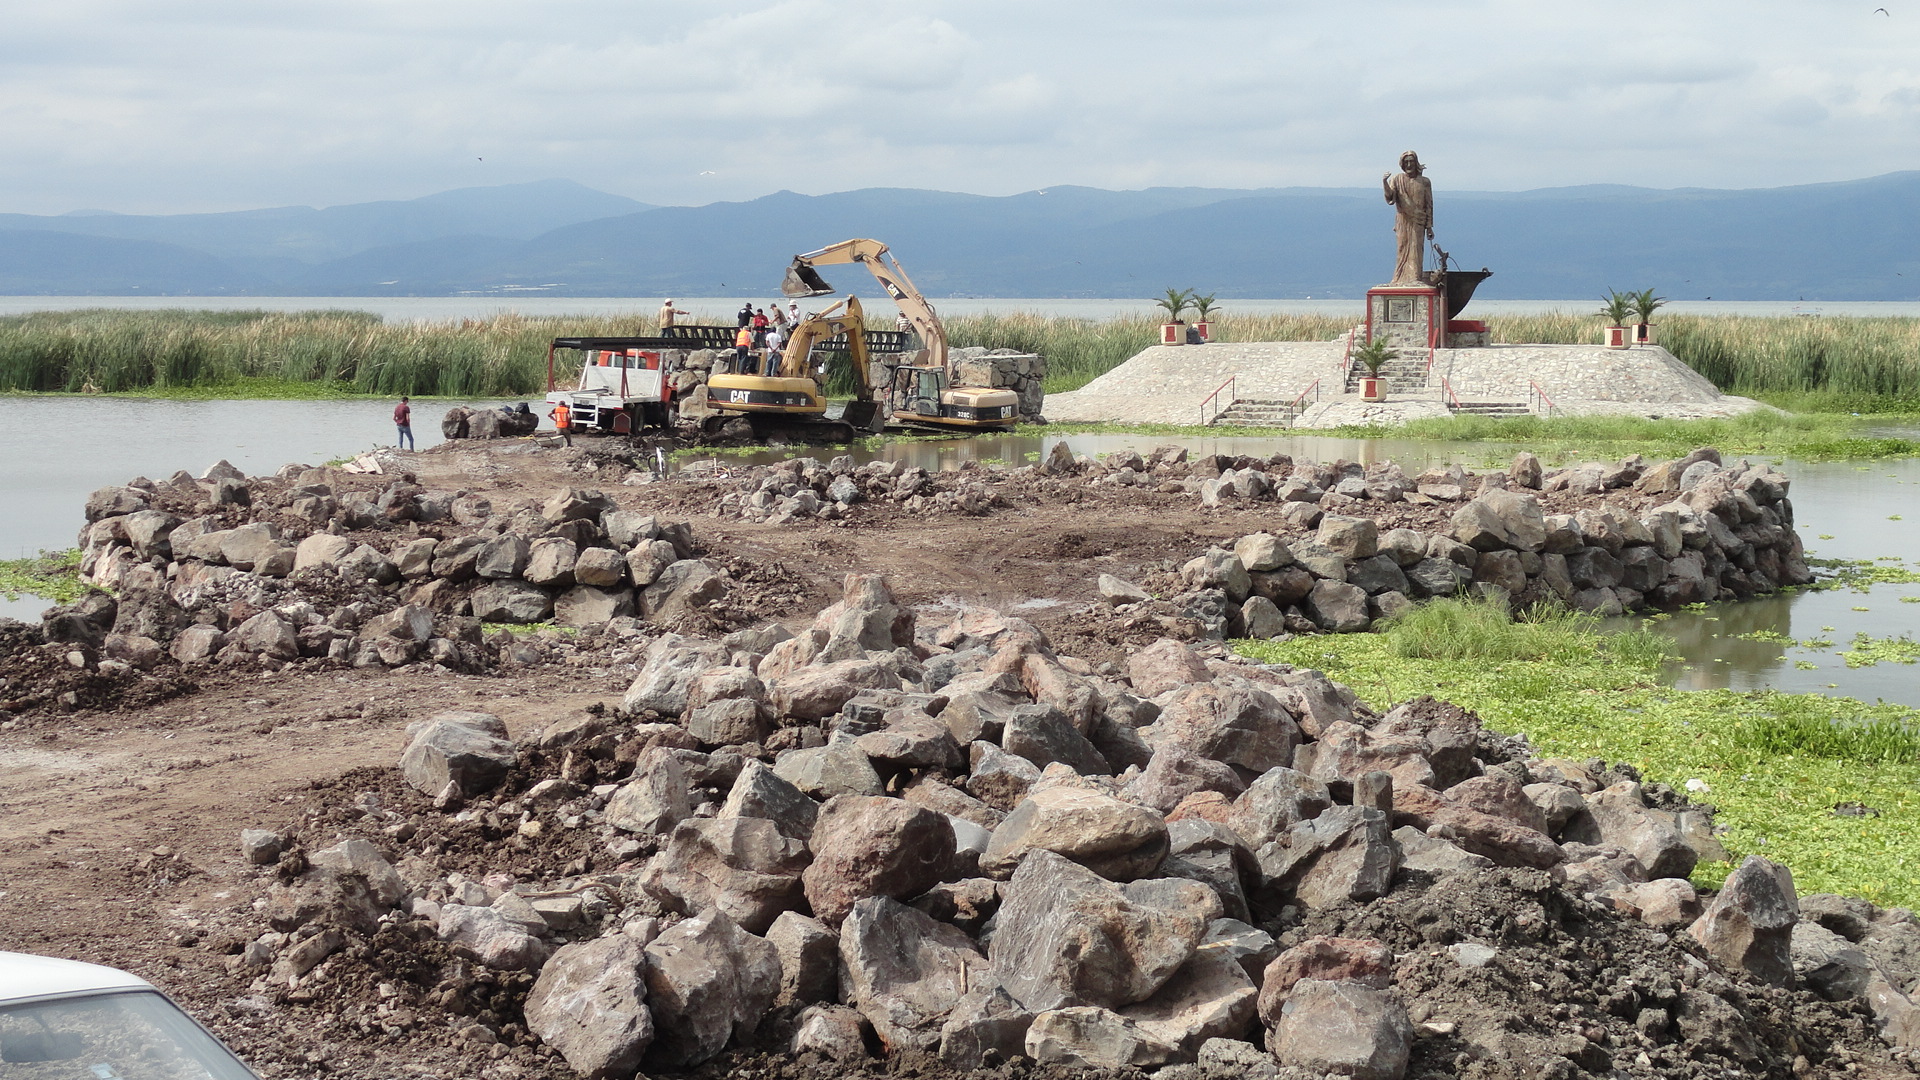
[1383,151,1433,285]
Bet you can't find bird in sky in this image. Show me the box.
[1875,7,1890,14]
[700,170,716,176]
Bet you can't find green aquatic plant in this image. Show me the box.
[1235,598,1920,905]
[0,549,88,604]
[1839,633,1920,669]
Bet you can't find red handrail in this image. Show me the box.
[1288,379,1320,410]
[1199,374,1237,425]
[1528,380,1558,415]
[1439,376,1463,410]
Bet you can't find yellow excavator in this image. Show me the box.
[705,296,884,441]
[781,239,1022,431]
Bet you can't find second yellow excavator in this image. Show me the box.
[782,239,1022,432]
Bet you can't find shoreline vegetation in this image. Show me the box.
[1238,597,1920,907]
[5,306,1920,403]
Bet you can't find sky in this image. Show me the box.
[4,0,1918,216]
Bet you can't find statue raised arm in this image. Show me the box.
[1383,150,1433,284]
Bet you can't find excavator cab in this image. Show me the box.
[781,260,835,298]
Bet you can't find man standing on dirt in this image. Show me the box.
[393,396,414,450]
[548,399,572,447]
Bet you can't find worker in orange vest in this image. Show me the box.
[734,325,754,375]
[548,400,573,447]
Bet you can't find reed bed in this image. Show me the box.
[3,307,1918,408]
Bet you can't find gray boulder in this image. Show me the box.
[623,635,730,716]
[603,746,691,835]
[399,712,514,798]
[638,817,810,933]
[1251,806,1400,910]
[1152,683,1301,775]
[1687,855,1798,986]
[981,784,1169,881]
[801,795,954,926]
[840,897,990,1051]
[767,911,839,1007]
[718,760,819,843]
[554,585,635,627]
[524,935,653,1078]
[1227,767,1333,849]
[468,580,554,623]
[938,986,1035,1069]
[642,907,781,1068]
[1118,945,1259,1057]
[1303,580,1370,632]
[1003,703,1109,775]
[990,850,1207,1012]
[773,742,885,799]
[1025,1007,1180,1069]
[1271,979,1412,1080]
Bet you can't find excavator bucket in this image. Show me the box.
[782,260,835,297]
[841,399,883,432]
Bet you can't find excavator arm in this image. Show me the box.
[781,239,947,371]
[778,295,873,396]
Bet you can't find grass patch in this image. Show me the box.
[0,549,89,604]
[1237,597,1920,905]
[482,621,578,637]
[1315,410,1920,463]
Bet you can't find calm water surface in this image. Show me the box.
[2,399,1915,705]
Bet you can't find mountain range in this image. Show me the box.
[2,173,1916,300]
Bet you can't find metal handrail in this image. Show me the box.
[1528,380,1558,416]
[1199,374,1237,426]
[1439,376,1463,411]
[1288,379,1321,411]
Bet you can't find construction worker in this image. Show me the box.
[548,399,573,447]
[658,298,690,329]
[734,324,754,375]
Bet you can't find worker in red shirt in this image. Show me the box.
[393,396,414,450]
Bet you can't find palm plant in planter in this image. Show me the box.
[1191,294,1220,341]
[1599,289,1635,349]
[1631,288,1667,346]
[1352,337,1396,401]
[1154,288,1194,345]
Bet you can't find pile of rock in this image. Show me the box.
[948,346,1048,419]
[48,462,724,677]
[235,573,1910,1079]
[712,454,1001,524]
[1098,448,1812,638]
[440,403,539,440]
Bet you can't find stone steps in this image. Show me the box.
[1345,357,1430,393]
[1209,399,1299,427]
[1449,401,1533,417]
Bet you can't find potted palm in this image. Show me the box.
[1191,294,1220,341]
[1154,288,1193,345]
[1599,289,1635,349]
[1352,337,1395,401]
[1631,288,1667,346]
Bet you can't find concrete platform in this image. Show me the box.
[1042,339,1769,428]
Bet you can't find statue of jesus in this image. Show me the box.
[1383,151,1433,285]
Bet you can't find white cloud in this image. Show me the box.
[0,0,1916,214]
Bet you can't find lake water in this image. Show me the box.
[3,296,1918,323]
[2,400,1915,706]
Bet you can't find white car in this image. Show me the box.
[0,950,259,1079]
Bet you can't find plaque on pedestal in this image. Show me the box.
[1366,284,1441,354]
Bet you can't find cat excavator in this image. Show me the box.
[704,296,885,442]
[781,239,1022,431]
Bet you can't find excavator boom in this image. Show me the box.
[781,239,946,372]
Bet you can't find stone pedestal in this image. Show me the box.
[1366,285,1441,354]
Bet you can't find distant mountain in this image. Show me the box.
[0,179,652,265]
[3,175,1917,300]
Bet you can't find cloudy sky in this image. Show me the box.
[4,0,1917,215]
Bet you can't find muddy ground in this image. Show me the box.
[0,435,1895,1080]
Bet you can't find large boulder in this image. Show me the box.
[839,897,990,1051]
[524,934,653,1078]
[773,742,885,799]
[1003,703,1109,775]
[1271,979,1412,1080]
[399,712,515,798]
[811,573,916,661]
[718,760,819,843]
[1227,768,1333,850]
[981,784,1169,881]
[641,908,781,1068]
[469,580,553,623]
[1250,806,1400,910]
[1151,683,1301,775]
[1118,945,1259,1057]
[990,850,1208,1012]
[1563,781,1698,880]
[802,795,955,926]
[555,585,635,627]
[622,635,730,716]
[1688,855,1798,987]
[639,817,811,933]
[938,986,1036,1069]
[641,559,729,621]
[1025,1007,1180,1069]
[767,912,840,1007]
[603,747,691,835]
[230,610,299,660]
